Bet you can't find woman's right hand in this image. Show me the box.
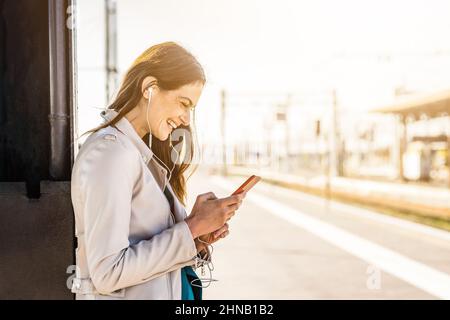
[185,192,245,239]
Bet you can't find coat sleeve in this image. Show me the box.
[78,138,198,294]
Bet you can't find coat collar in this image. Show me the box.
[100,108,169,190]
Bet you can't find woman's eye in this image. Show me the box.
[181,102,192,110]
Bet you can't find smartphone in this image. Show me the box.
[231,175,261,195]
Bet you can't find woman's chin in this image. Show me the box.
[154,130,171,142]
[153,124,173,142]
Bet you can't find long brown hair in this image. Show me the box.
[82,42,205,205]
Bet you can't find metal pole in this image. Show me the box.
[105,0,117,104]
[326,130,331,201]
[48,0,71,180]
[399,115,407,181]
[325,89,338,201]
[68,0,78,163]
[331,88,340,177]
[285,94,291,172]
[448,116,450,188]
[221,89,227,176]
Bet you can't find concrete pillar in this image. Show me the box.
[399,115,407,181]
[448,118,450,188]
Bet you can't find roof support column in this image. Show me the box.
[398,115,407,182]
[447,117,450,188]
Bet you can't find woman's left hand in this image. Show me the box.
[195,223,230,252]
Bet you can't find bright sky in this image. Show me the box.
[77,0,450,148]
[112,0,450,146]
[116,0,450,94]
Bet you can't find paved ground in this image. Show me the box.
[185,170,450,299]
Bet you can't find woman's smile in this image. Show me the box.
[167,119,178,130]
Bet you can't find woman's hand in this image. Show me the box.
[194,223,230,257]
[199,223,230,246]
[185,192,245,239]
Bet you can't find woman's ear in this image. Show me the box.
[141,76,157,99]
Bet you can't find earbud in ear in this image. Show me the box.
[146,87,153,98]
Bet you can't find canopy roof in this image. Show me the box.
[372,89,450,119]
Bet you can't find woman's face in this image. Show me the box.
[146,81,203,141]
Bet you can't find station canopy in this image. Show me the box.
[372,88,450,119]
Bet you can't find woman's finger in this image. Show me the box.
[223,212,235,223]
[214,223,229,238]
[224,204,239,214]
[218,194,244,207]
[225,210,236,220]
[221,230,230,238]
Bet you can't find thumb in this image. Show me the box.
[197,192,217,202]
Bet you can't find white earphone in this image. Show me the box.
[145,86,179,191]
[145,87,154,148]
[146,86,216,288]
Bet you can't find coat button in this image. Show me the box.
[103,134,116,141]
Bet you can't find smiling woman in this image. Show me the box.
[83,42,205,203]
[71,41,246,300]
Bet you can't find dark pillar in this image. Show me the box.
[0,0,75,299]
[0,0,51,195]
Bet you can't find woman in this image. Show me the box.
[70,42,245,300]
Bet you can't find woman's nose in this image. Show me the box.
[179,110,190,126]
